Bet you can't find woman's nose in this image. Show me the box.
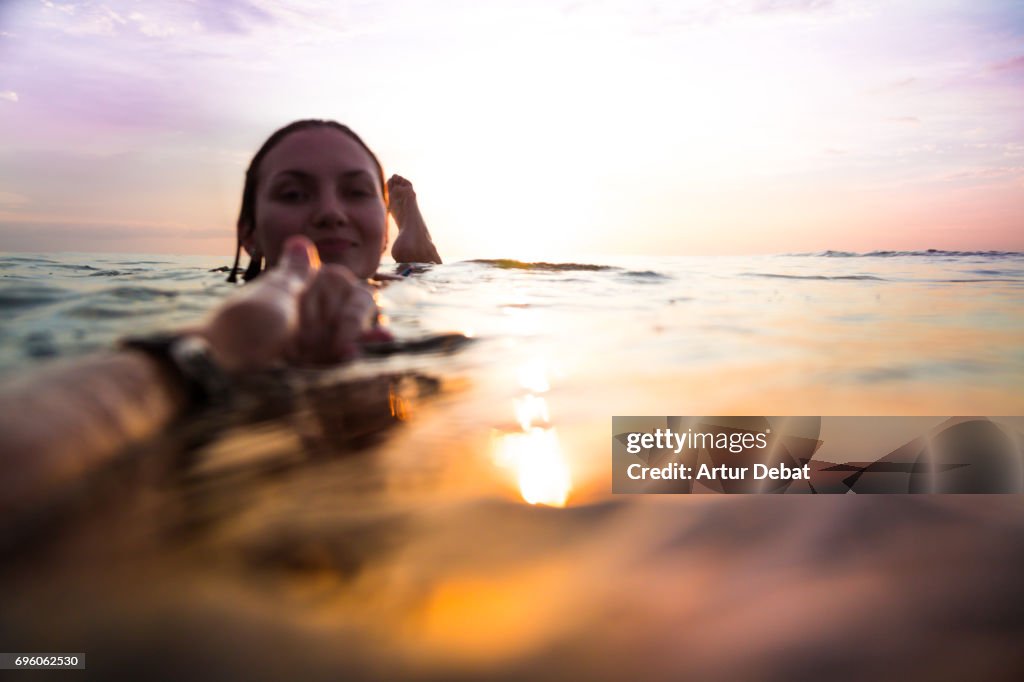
[312,194,348,228]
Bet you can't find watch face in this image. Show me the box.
[170,335,211,365]
[169,336,231,405]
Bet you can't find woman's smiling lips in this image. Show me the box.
[315,237,358,259]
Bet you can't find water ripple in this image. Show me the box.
[744,273,887,281]
[0,285,72,309]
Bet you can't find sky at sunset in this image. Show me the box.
[0,0,1022,260]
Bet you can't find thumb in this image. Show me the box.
[278,235,321,283]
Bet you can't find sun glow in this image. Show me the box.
[3,2,1023,257]
[491,358,572,507]
[497,428,571,507]
[379,8,858,260]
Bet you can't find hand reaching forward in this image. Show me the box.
[201,236,383,371]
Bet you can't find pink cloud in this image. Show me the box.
[990,55,1024,72]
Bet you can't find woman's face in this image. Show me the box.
[245,127,387,279]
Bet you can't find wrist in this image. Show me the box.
[119,333,233,413]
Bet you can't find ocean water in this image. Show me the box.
[2,249,1022,411]
[2,249,1024,680]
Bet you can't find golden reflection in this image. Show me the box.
[415,562,576,664]
[516,428,571,507]
[491,358,572,507]
[388,386,409,420]
[513,394,549,431]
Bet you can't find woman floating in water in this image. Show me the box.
[228,119,440,283]
[209,119,441,367]
[0,119,441,510]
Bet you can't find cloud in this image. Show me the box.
[35,1,204,40]
[0,90,18,103]
[0,218,232,255]
[887,116,920,124]
[9,69,206,133]
[40,1,77,15]
[941,166,1024,183]
[990,55,1024,73]
[867,77,917,94]
[128,11,177,38]
[750,0,836,15]
[0,191,30,207]
[561,0,856,36]
[63,3,127,36]
[190,0,275,35]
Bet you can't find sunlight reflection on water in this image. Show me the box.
[489,358,572,507]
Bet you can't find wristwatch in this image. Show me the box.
[119,333,232,411]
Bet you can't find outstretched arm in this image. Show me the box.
[0,237,380,512]
[387,175,442,265]
[0,349,187,512]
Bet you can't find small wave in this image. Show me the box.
[65,304,162,319]
[23,330,59,359]
[0,256,61,265]
[853,359,992,383]
[58,263,102,271]
[620,270,671,280]
[967,269,1020,277]
[0,260,116,273]
[469,259,615,272]
[793,249,1023,258]
[0,285,71,309]
[105,286,179,300]
[744,273,886,281]
[20,263,106,272]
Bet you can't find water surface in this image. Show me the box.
[1,250,1022,680]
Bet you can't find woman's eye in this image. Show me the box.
[345,188,373,199]
[278,188,308,202]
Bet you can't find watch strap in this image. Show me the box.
[120,333,232,411]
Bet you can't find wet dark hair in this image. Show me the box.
[227,119,388,283]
